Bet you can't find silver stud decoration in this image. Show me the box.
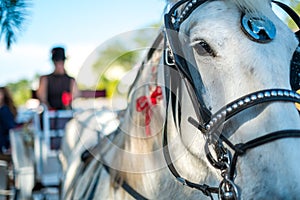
[264,91,271,97]
[257,93,264,99]
[271,91,278,96]
[221,110,227,117]
[232,103,238,110]
[238,100,244,106]
[173,0,199,25]
[204,89,300,134]
[278,91,284,96]
[251,95,257,101]
[244,97,251,103]
[284,91,290,97]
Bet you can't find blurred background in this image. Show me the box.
[0,0,299,107]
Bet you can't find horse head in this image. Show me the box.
[164,0,300,199]
[61,1,300,199]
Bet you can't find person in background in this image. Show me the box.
[0,86,17,154]
[36,46,79,110]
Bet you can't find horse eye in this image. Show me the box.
[192,39,216,57]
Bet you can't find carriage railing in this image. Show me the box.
[33,104,73,188]
[0,159,15,200]
[4,90,106,198]
[9,126,35,200]
[41,107,73,153]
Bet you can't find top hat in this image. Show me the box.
[51,47,66,61]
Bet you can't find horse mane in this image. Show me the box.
[108,38,165,189]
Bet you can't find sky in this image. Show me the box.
[0,0,166,87]
[0,0,296,88]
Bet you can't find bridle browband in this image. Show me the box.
[162,0,300,200]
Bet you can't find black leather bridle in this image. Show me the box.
[85,1,300,200]
[162,0,300,199]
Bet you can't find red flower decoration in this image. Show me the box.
[136,86,162,136]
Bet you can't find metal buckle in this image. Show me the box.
[218,178,239,200]
[165,46,175,66]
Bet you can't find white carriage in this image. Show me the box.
[0,90,107,200]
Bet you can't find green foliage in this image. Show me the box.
[99,51,139,98]
[92,42,139,72]
[288,2,300,30]
[6,79,31,107]
[90,27,160,98]
[97,78,119,98]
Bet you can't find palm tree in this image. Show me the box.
[0,0,30,49]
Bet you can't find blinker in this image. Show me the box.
[241,13,276,43]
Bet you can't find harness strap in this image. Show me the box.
[162,86,219,199]
[80,146,149,200]
[229,130,300,179]
[102,164,148,200]
[189,89,300,169]
[273,1,300,29]
[162,125,219,198]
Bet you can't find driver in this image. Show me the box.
[37,46,79,109]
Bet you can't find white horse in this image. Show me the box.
[60,0,300,199]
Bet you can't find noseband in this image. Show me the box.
[163,0,300,199]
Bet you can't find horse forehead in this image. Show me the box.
[179,1,242,43]
[180,0,297,52]
[183,1,240,27]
